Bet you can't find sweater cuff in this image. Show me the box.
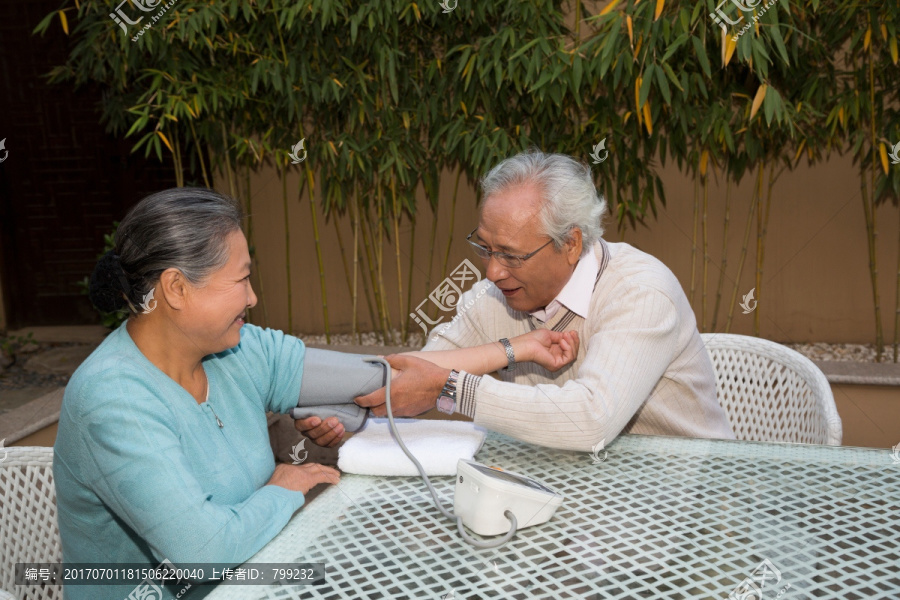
[456,370,482,418]
[264,484,306,513]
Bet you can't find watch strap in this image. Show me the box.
[499,337,516,371]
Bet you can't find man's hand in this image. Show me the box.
[512,329,580,372]
[294,416,345,448]
[354,354,450,417]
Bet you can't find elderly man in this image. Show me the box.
[298,150,735,451]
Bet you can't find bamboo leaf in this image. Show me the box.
[891,37,898,65]
[634,76,642,113]
[769,24,789,66]
[662,33,689,62]
[723,31,737,67]
[654,0,665,21]
[750,83,767,120]
[638,65,654,108]
[691,36,711,78]
[156,131,174,153]
[880,143,889,174]
[661,62,683,92]
[58,10,69,35]
[763,84,776,125]
[642,101,652,135]
[599,0,621,17]
[655,62,671,105]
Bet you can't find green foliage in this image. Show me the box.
[0,331,36,367]
[34,0,900,342]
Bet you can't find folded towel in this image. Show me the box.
[337,417,487,476]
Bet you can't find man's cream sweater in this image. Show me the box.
[421,239,736,451]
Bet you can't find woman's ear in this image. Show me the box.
[157,267,187,311]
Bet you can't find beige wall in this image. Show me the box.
[226,151,900,347]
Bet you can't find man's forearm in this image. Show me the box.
[402,339,518,375]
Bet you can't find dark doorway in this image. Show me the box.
[0,0,177,328]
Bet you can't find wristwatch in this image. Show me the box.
[499,337,516,371]
[436,369,460,414]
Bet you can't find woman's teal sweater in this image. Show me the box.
[53,322,308,599]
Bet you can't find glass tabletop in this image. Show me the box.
[206,433,900,599]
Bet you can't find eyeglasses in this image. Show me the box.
[465,227,554,269]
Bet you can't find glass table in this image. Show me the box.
[206,432,900,599]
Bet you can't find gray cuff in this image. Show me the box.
[297,348,386,406]
[457,371,482,418]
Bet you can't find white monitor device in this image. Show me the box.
[453,459,564,536]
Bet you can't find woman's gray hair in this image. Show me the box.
[91,188,243,314]
[479,149,606,256]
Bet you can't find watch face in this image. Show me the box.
[437,395,454,413]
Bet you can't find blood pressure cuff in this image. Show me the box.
[289,348,386,432]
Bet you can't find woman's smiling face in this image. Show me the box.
[174,229,258,354]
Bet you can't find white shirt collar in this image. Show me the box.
[528,246,599,323]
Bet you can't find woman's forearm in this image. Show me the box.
[402,338,523,375]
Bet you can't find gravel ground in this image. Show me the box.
[0,341,75,390]
[783,342,897,363]
[297,330,425,349]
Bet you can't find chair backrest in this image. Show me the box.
[700,333,842,445]
[0,446,62,600]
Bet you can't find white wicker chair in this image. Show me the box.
[0,446,62,600]
[700,333,842,445]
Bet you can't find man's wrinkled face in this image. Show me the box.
[474,182,582,313]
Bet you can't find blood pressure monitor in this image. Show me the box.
[453,459,564,536]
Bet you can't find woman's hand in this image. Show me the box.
[266,463,340,495]
[511,329,580,372]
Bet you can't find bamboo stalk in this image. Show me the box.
[376,180,394,344]
[361,193,389,342]
[391,176,406,342]
[867,46,884,361]
[352,188,361,345]
[423,191,440,304]
[301,151,331,343]
[755,161,776,336]
[173,124,184,187]
[243,165,253,325]
[220,122,236,198]
[711,174,732,332]
[188,119,210,188]
[333,215,355,299]
[894,203,900,362]
[436,169,462,321]
[726,164,761,333]
[860,166,883,361]
[353,187,378,335]
[702,173,709,331]
[281,162,293,335]
[574,0,582,43]
[404,213,416,346]
[690,177,699,308]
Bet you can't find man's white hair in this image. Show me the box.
[479,149,607,257]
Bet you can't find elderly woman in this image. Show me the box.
[54,188,578,600]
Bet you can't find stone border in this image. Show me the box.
[0,387,64,444]
[814,360,900,386]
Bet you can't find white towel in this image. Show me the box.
[337,418,487,476]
